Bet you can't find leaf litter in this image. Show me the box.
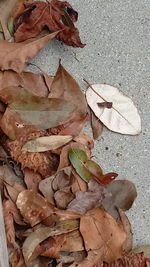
[0,1,147,267]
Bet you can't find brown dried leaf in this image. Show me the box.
[49,63,87,120]
[0,0,18,40]
[3,199,18,248]
[14,0,85,47]
[59,115,88,138]
[54,186,74,209]
[71,170,88,194]
[90,108,103,140]
[74,132,94,150]
[39,176,55,204]
[0,32,58,73]
[80,208,126,262]
[102,180,137,219]
[39,235,66,258]
[0,70,50,97]
[67,181,106,214]
[103,252,146,267]
[24,168,42,191]
[117,208,133,252]
[70,248,104,267]
[0,164,24,186]
[9,249,26,267]
[22,219,79,263]
[61,230,84,252]
[16,190,55,226]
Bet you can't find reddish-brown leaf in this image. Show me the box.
[90,108,103,140]
[14,0,85,48]
[80,208,126,262]
[61,230,84,252]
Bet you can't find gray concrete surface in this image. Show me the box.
[28,0,150,247]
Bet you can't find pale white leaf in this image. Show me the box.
[22,135,72,152]
[86,84,141,135]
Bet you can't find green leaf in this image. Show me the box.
[69,149,94,182]
[0,86,76,130]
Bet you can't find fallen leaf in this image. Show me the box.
[67,180,106,214]
[0,86,76,131]
[90,108,103,140]
[49,63,87,120]
[14,0,85,47]
[132,245,150,258]
[117,208,133,252]
[97,102,113,109]
[86,82,141,135]
[59,115,88,137]
[71,170,88,194]
[58,142,90,170]
[0,31,58,73]
[3,199,19,249]
[61,230,84,252]
[16,190,55,226]
[80,208,126,262]
[0,0,18,40]
[39,235,66,259]
[74,132,94,150]
[103,252,146,267]
[0,164,24,186]
[22,219,79,263]
[54,186,74,209]
[0,70,50,97]
[24,168,42,191]
[102,180,137,219]
[9,249,26,267]
[22,135,72,152]
[70,248,104,267]
[68,149,93,182]
[8,0,33,35]
[69,148,110,184]
[52,167,72,191]
[39,176,55,205]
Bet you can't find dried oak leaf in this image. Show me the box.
[14,0,85,48]
[0,31,58,73]
[90,107,103,140]
[54,186,74,209]
[3,199,19,249]
[80,207,126,263]
[103,252,146,267]
[16,190,55,226]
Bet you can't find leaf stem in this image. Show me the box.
[83,79,106,102]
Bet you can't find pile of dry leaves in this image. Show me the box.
[0,0,149,267]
